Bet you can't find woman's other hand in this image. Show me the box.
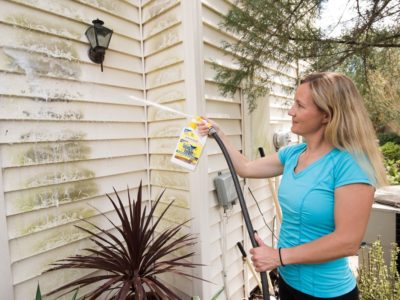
[249,234,281,272]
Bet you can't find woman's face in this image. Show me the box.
[288,83,328,137]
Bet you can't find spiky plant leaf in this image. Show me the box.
[44,181,204,299]
[71,289,79,300]
[35,284,42,300]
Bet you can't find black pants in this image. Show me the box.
[278,276,359,300]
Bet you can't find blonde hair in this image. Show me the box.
[300,72,387,187]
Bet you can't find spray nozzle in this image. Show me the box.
[189,119,197,129]
[189,116,205,129]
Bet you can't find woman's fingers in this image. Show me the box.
[254,233,266,247]
[197,117,219,136]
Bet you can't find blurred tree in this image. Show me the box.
[339,48,400,132]
[215,0,400,113]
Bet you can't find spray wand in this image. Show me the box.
[208,126,270,300]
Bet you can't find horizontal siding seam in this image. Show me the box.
[0,65,144,87]
[144,20,182,40]
[0,137,149,146]
[71,0,141,24]
[4,169,147,194]
[146,78,184,90]
[6,175,149,217]
[6,0,141,33]
[146,60,184,75]
[144,40,183,58]
[3,153,148,171]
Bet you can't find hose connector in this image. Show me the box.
[208,127,217,135]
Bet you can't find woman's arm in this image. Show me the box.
[250,183,374,271]
[197,118,284,178]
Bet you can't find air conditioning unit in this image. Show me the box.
[362,186,400,269]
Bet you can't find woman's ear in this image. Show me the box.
[322,112,330,124]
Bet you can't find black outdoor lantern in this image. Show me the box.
[85,19,113,72]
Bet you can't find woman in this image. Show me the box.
[198,72,387,299]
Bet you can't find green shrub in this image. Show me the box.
[381,142,400,161]
[384,159,400,184]
[380,142,400,184]
[358,240,400,300]
[378,132,400,146]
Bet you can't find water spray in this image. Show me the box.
[129,95,194,119]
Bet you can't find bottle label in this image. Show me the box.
[171,126,206,170]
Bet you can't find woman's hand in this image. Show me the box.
[249,234,281,272]
[197,117,221,137]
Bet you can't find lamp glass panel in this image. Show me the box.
[85,27,97,48]
[96,28,113,48]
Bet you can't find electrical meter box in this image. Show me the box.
[214,172,238,210]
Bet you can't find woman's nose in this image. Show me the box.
[288,106,295,116]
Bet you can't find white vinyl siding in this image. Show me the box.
[0,0,146,298]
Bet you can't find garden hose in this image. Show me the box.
[209,127,270,300]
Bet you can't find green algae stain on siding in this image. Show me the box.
[20,130,86,142]
[154,202,188,224]
[6,50,81,80]
[11,0,92,23]
[147,65,183,89]
[148,103,185,121]
[149,27,180,53]
[22,107,83,120]
[79,0,123,13]
[15,142,91,166]
[150,125,180,138]
[19,207,96,236]
[147,56,181,73]
[148,0,179,18]
[33,223,94,254]
[157,218,190,236]
[28,54,81,79]
[154,90,185,103]
[21,37,79,61]
[6,14,82,39]
[151,171,188,190]
[15,180,99,213]
[161,192,189,208]
[24,169,96,189]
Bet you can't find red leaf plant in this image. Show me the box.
[44,181,204,299]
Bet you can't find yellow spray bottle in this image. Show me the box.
[171,116,207,171]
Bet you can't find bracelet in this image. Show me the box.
[278,247,286,267]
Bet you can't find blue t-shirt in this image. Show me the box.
[277,143,372,298]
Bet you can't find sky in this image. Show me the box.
[318,0,361,37]
[319,0,397,37]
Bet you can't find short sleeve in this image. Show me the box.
[334,152,373,188]
[278,143,307,166]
